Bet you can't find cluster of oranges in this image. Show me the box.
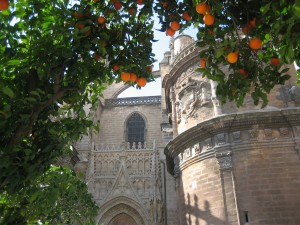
[115,65,152,87]
[199,9,280,77]
[166,2,213,36]
[196,3,214,26]
[166,21,181,36]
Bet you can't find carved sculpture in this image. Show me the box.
[176,77,212,123]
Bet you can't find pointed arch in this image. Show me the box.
[96,196,150,225]
[124,112,147,147]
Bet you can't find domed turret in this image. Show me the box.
[170,34,194,63]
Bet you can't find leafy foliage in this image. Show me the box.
[0,0,154,193]
[0,165,98,225]
[156,0,300,107]
[0,0,300,223]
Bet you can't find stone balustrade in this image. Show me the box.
[93,141,156,151]
[105,96,161,107]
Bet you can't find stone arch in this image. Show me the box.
[97,196,150,225]
[123,111,148,145]
[108,213,137,225]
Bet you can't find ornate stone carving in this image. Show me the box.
[216,152,233,170]
[249,127,259,140]
[279,127,289,137]
[175,64,199,90]
[216,133,226,145]
[184,148,192,160]
[175,101,182,124]
[202,138,213,151]
[177,78,212,122]
[232,131,241,141]
[264,129,273,139]
[192,143,201,154]
[95,142,154,151]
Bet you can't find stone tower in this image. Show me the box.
[74,34,300,225]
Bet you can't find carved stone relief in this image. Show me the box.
[177,78,212,123]
[192,143,201,155]
[264,129,273,139]
[202,138,213,151]
[249,127,259,140]
[279,127,289,137]
[216,133,226,145]
[232,131,241,142]
[216,152,233,170]
[90,146,161,225]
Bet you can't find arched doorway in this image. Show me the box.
[108,213,137,225]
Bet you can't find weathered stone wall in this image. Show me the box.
[234,136,300,224]
[178,158,227,225]
[93,103,162,146]
[164,109,300,225]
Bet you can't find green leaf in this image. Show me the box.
[2,86,14,98]
[7,59,21,66]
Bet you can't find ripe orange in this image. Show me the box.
[182,12,191,21]
[162,2,168,8]
[97,16,106,24]
[196,3,207,14]
[238,69,248,77]
[200,58,206,68]
[203,14,215,26]
[227,52,238,64]
[136,0,144,5]
[170,21,180,31]
[249,37,262,50]
[113,64,120,72]
[270,57,280,66]
[0,0,8,10]
[114,1,123,10]
[137,77,147,87]
[130,73,137,82]
[121,72,131,81]
[166,27,175,36]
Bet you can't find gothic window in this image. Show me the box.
[127,113,145,147]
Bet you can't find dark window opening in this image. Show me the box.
[127,113,145,148]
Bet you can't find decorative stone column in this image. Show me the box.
[170,87,178,137]
[210,80,223,116]
[216,152,240,225]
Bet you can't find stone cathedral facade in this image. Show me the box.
[74,35,300,225]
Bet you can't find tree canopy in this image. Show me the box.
[0,0,299,223]
[0,165,98,224]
